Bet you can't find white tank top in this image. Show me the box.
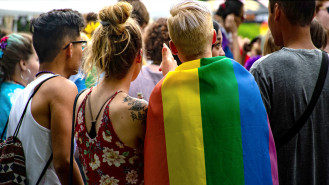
[7,74,60,185]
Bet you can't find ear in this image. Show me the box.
[274,3,281,21]
[65,43,73,58]
[19,59,27,71]
[169,40,178,55]
[136,49,142,63]
[212,29,217,45]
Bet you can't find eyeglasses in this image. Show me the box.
[63,40,87,50]
[320,6,329,14]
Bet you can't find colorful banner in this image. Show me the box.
[145,56,278,185]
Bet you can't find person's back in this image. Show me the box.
[7,9,85,185]
[8,74,60,184]
[144,1,278,185]
[75,2,147,184]
[250,1,329,184]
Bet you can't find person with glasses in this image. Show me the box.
[6,9,85,184]
[316,0,329,53]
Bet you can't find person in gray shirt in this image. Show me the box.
[250,0,329,185]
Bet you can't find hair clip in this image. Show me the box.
[100,21,110,26]
[0,36,8,59]
[220,3,226,9]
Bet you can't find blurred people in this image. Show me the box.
[120,0,149,32]
[243,36,262,71]
[7,9,85,184]
[129,17,169,101]
[0,29,11,39]
[82,12,100,39]
[315,0,329,53]
[75,2,146,184]
[212,20,225,57]
[214,0,245,64]
[81,12,100,88]
[144,1,278,185]
[310,19,328,50]
[262,30,282,56]
[250,1,329,184]
[0,33,39,139]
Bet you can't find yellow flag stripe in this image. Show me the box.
[162,60,206,185]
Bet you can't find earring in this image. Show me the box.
[21,68,31,82]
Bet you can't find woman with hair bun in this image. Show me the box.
[75,2,146,184]
[0,33,39,138]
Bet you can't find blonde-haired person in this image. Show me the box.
[144,1,278,185]
[75,1,147,184]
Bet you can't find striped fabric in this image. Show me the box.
[145,56,278,185]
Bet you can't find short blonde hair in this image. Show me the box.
[168,0,213,59]
[83,1,142,80]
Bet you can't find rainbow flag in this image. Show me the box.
[144,56,278,185]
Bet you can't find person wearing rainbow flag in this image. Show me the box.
[144,1,278,185]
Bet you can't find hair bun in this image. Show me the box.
[99,2,132,35]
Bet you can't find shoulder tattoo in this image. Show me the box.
[123,95,148,123]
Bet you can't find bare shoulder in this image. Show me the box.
[76,88,90,107]
[111,93,148,124]
[43,76,78,98]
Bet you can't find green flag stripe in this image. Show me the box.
[199,57,245,185]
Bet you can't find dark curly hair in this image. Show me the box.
[144,18,170,65]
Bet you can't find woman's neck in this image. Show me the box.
[11,74,26,87]
[96,76,131,95]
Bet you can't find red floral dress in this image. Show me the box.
[75,89,144,185]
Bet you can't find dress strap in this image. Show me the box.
[87,90,123,138]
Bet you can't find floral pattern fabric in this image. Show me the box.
[75,89,144,185]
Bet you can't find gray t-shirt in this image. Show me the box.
[250,48,329,185]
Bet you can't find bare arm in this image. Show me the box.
[125,96,148,141]
[225,14,243,65]
[49,78,83,185]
